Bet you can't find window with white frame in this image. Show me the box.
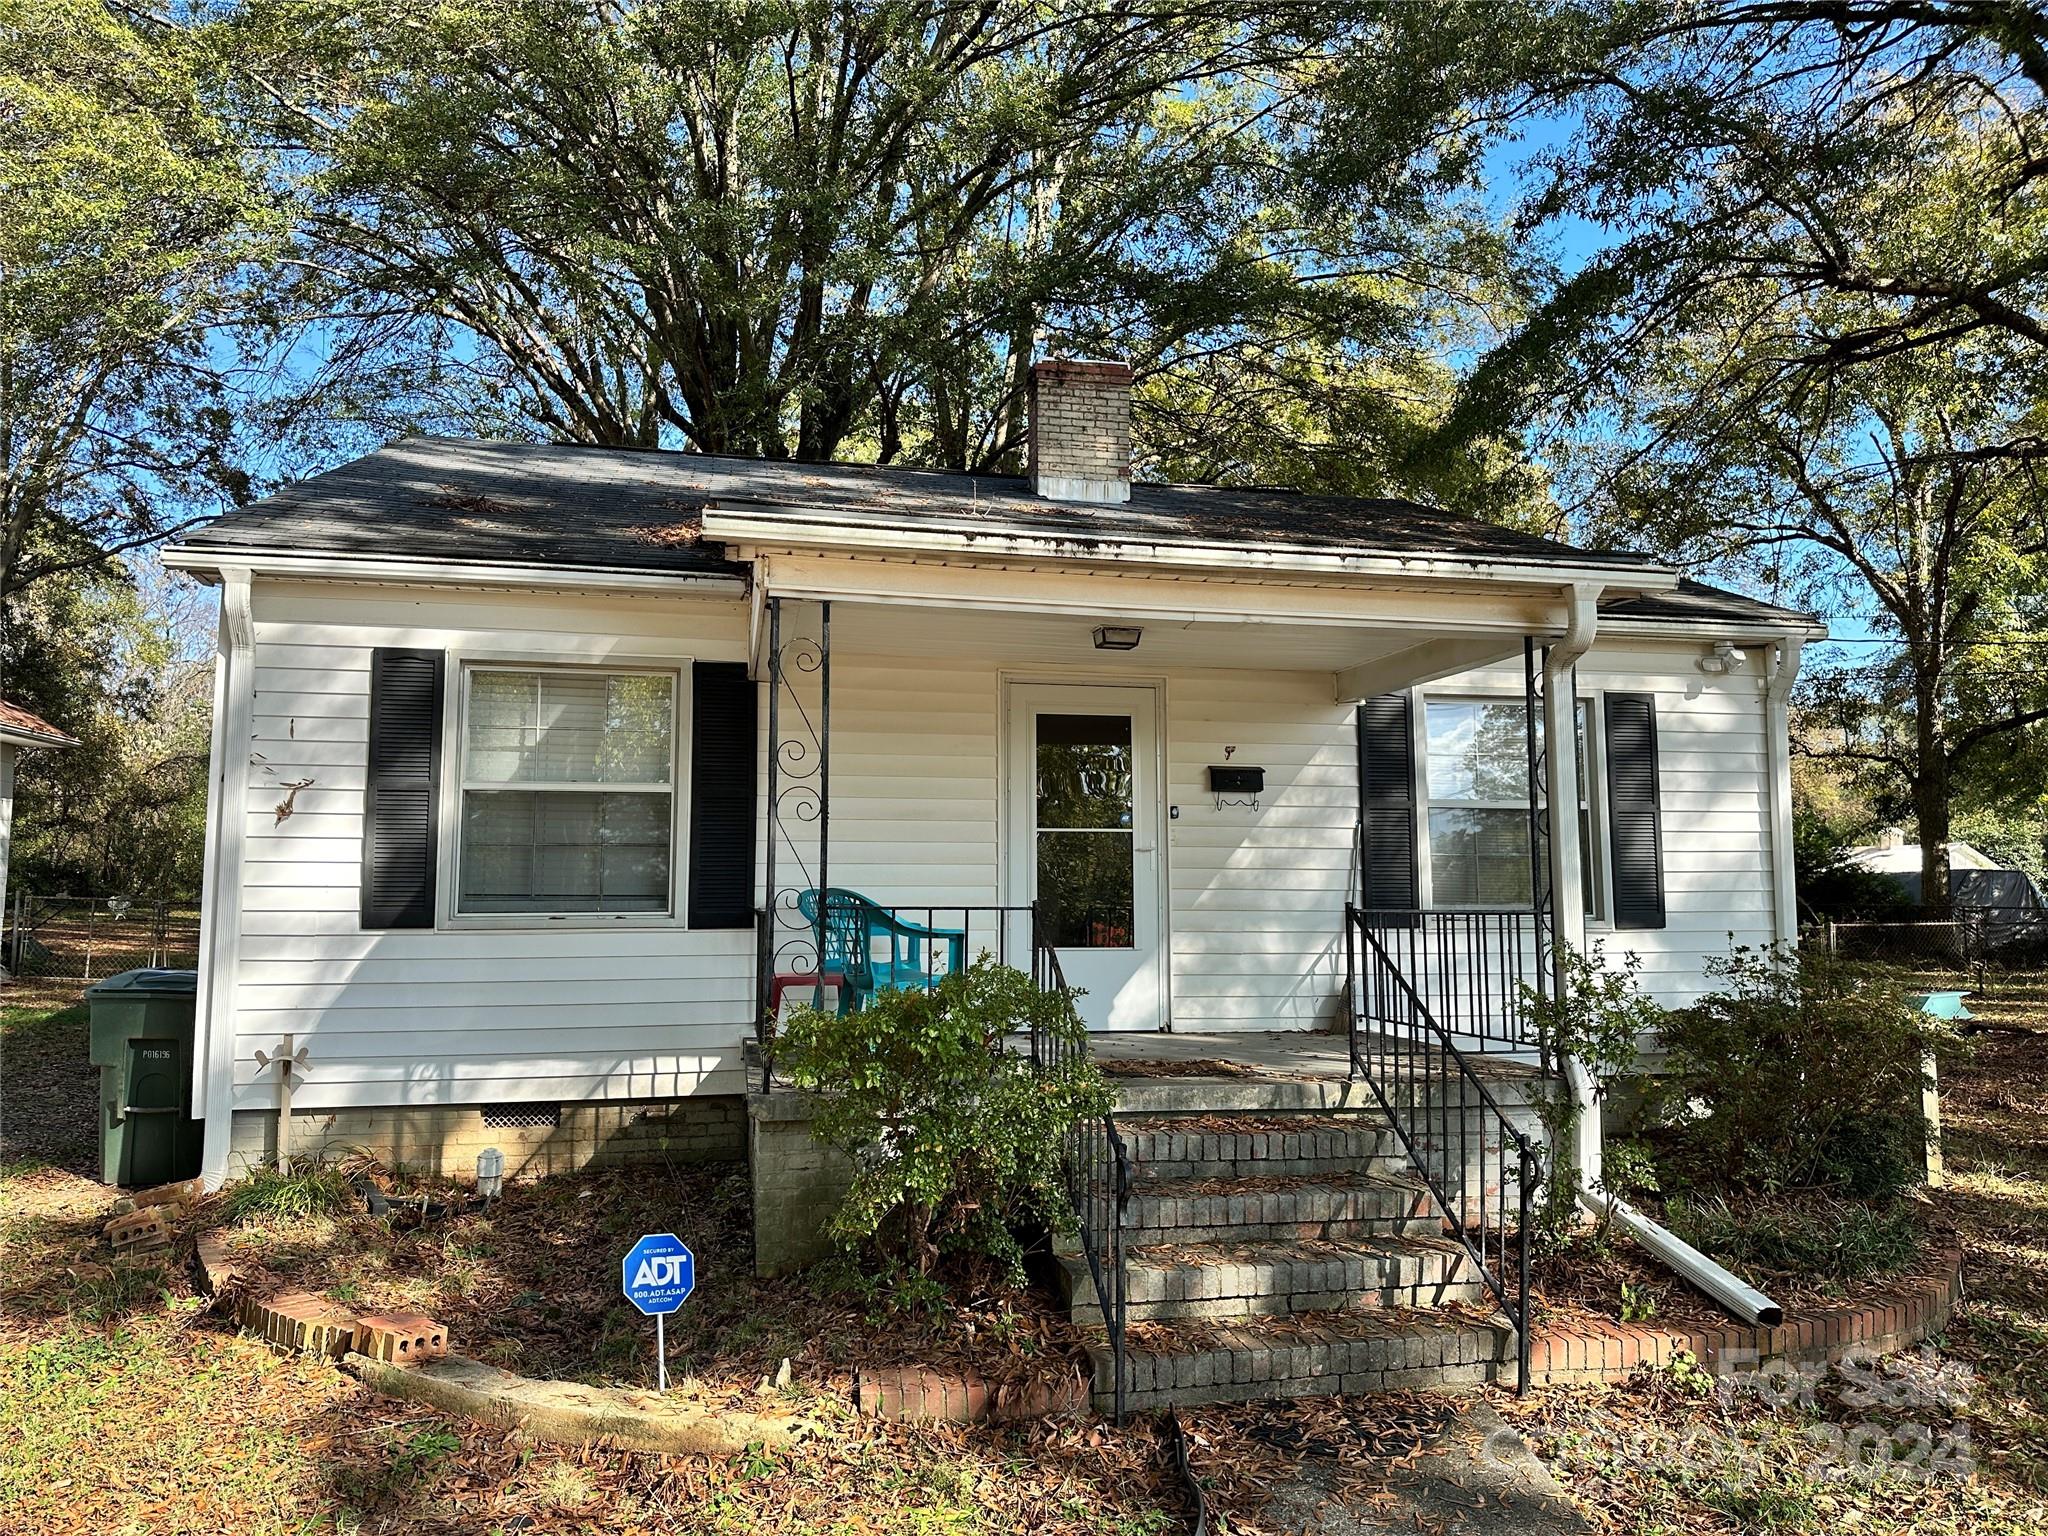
[456,666,679,916]
[1421,696,1601,916]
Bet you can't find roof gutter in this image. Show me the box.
[1601,615,1830,643]
[704,507,1680,594]
[0,724,78,750]
[161,547,748,598]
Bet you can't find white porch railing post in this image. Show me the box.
[1544,584,1599,1189]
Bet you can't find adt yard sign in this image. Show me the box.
[622,1233,695,1393]
[623,1233,696,1315]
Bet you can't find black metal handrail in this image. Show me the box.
[1345,902,1537,1393]
[1353,907,1546,1051]
[1031,912,1132,1424]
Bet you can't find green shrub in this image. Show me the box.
[223,1159,355,1223]
[1517,943,1663,1246]
[1665,1194,1923,1284]
[1652,946,1958,1199]
[774,958,1113,1280]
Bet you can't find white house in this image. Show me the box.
[163,360,1823,1194]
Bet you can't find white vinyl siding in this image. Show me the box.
[233,581,755,1111]
[228,581,1788,1109]
[1166,670,1358,1031]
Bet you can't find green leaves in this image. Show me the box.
[1,0,279,601]
[217,0,1539,503]
[1654,945,1963,1199]
[772,959,1111,1280]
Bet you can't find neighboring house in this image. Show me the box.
[162,360,1824,1191]
[0,699,78,970]
[1843,828,2047,942]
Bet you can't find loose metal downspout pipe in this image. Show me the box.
[1580,1189,1784,1325]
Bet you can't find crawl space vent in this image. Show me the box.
[482,1103,561,1129]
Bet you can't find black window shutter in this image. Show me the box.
[1358,694,1419,917]
[1603,692,1667,929]
[688,661,757,928]
[361,649,444,929]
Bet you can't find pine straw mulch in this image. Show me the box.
[1098,1056,1273,1078]
[196,1155,1097,1411]
[1489,965,2048,1532]
[1172,1391,1466,1531]
[0,1005,1195,1536]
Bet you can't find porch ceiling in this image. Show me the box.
[815,602,1540,696]
[824,600,1502,678]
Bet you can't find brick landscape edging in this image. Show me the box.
[190,1224,803,1450]
[854,1364,1092,1423]
[1528,1249,1964,1385]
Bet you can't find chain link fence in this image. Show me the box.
[2,894,202,982]
[1822,906,2048,972]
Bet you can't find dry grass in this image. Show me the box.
[0,987,1188,1536]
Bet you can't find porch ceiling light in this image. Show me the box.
[1093,625,1143,651]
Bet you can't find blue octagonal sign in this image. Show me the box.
[622,1233,696,1316]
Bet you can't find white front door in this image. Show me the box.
[1007,684,1164,1031]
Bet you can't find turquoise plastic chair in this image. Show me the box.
[795,888,968,1013]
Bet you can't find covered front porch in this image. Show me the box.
[743,566,1601,1068]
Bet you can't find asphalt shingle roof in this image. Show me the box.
[176,435,1654,575]
[1600,577,1821,632]
[173,436,1814,630]
[0,699,77,747]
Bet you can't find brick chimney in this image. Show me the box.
[1027,358,1133,504]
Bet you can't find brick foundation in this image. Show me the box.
[228,1095,745,1181]
[747,1090,853,1276]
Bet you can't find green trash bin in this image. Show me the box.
[85,968,201,1188]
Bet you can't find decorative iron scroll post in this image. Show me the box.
[757,596,831,1086]
[1523,640,1556,1055]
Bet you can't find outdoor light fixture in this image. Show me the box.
[1696,640,1748,675]
[1092,625,1143,651]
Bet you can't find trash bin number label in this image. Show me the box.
[622,1233,696,1316]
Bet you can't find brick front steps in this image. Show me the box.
[1064,1234,1485,1325]
[1122,1172,1440,1245]
[1068,1083,1964,1412]
[1102,1312,1517,1412]
[1065,1099,1499,1408]
[1120,1119,1407,1183]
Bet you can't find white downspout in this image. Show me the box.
[1580,1189,1783,1325]
[1544,583,1600,1190]
[197,570,255,1190]
[1764,636,1806,949]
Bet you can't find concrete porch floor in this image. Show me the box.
[1087,1029,1541,1080]
[1080,1029,1542,1115]
[1087,1028,1356,1078]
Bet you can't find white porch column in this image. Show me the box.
[1544,584,1600,1189]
